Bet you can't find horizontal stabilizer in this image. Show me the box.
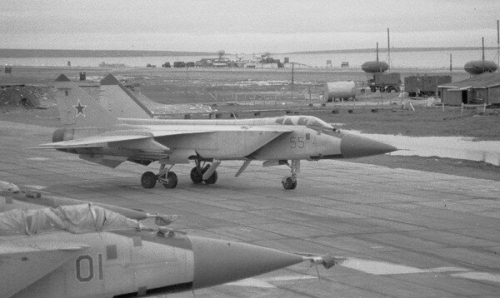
[35,130,156,149]
[0,243,88,298]
[35,129,207,150]
[36,136,148,149]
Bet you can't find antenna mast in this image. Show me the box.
[387,28,391,72]
[497,20,499,73]
[482,37,485,72]
[450,53,452,75]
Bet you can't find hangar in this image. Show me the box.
[438,73,500,105]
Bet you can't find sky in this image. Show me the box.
[2,0,499,53]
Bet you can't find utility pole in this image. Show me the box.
[450,53,453,76]
[497,20,499,73]
[387,28,391,71]
[482,37,485,72]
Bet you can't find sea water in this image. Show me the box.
[1,49,498,69]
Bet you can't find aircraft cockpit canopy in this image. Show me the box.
[275,116,337,132]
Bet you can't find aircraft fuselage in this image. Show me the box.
[7,230,305,298]
[52,115,345,162]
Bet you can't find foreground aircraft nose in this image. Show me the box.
[340,133,397,158]
[189,236,305,289]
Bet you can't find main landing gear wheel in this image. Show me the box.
[204,170,218,184]
[190,163,218,185]
[141,171,157,189]
[141,164,178,189]
[160,172,178,189]
[190,167,203,184]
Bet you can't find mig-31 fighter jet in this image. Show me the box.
[0,185,335,298]
[37,75,396,190]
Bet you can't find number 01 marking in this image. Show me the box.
[76,254,103,282]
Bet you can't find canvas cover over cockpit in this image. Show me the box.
[0,204,143,235]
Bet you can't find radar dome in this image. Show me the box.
[361,61,389,73]
[464,60,498,75]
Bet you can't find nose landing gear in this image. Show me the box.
[281,160,300,190]
[282,176,297,190]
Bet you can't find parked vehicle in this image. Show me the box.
[367,72,401,92]
[173,61,186,68]
[404,75,451,97]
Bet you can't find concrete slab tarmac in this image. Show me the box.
[1,120,500,298]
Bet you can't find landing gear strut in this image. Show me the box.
[282,160,299,190]
[190,158,219,185]
[141,164,178,189]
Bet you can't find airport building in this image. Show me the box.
[438,73,500,105]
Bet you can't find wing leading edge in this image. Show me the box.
[36,126,293,152]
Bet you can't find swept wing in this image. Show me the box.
[36,125,293,153]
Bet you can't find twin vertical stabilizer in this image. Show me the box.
[99,74,154,119]
[54,74,121,128]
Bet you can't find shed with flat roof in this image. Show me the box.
[438,73,500,105]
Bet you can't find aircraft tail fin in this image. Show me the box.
[54,74,121,127]
[99,74,154,118]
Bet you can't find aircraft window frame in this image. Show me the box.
[274,116,338,133]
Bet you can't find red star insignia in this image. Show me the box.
[74,100,87,117]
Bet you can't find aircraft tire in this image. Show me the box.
[282,177,296,190]
[204,170,218,185]
[162,172,178,189]
[141,171,157,188]
[190,167,203,184]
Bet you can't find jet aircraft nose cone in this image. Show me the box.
[340,133,397,158]
[189,236,305,289]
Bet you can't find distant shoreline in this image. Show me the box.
[0,47,497,58]
[0,49,214,58]
[285,47,499,55]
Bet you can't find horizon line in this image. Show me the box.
[0,46,498,58]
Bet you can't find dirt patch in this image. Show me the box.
[0,85,55,108]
